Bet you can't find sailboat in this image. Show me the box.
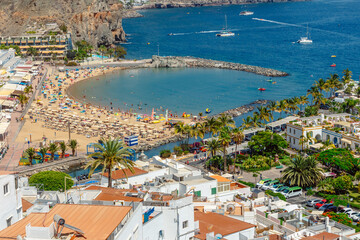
[297,25,313,44]
[216,15,235,37]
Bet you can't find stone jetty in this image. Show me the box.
[216,99,268,117]
[150,56,289,77]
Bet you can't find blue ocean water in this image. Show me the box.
[68,0,360,158]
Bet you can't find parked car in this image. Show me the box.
[275,186,289,193]
[282,187,302,198]
[319,203,334,211]
[351,213,360,222]
[256,178,272,188]
[306,199,325,207]
[323,206,338,213]
[315,199,328,209]
[338,208,353,214]
[270,183,284,192]
[347,210,358,218]
[262,180,280,190]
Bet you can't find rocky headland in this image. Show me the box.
[136,0,308,9]
[0,0,141,47]
[150,55,289,77]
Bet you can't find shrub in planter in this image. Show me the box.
[160,149,171,158]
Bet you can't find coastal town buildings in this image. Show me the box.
[0,34,72,60]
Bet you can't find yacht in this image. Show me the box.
[297,25,313,44]
[216,15,235,37]
[240,11,254,16]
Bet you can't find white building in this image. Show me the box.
[143,196,197,240]
[0,171,22,230]
[0,49,15,67]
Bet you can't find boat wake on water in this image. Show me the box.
[168,29,241,36]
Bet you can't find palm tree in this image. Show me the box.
[299,96,309,111]
[356,87,360,98]
[276,100,288,119]
[307,86,320,105]
[99,45,107,62]
[191,122,207,140]
[231,128,244,173]
[24,85,33,96]
[268,101,277,119]
[314,78,328,95]
[287,97,300,114]
[48,143,59,161]
[85,138,135,188]
[25,147,36,165]
[342,99,359,114]
[174,121,191,144]
[17,94,29,109]
[281,155,323,188]
[68,139,78,156]
[326,73,341,97]
[256,106,272,124]
[206,139,221,159]
[218,127,232,172]
[26,46,38,60]
[342,69,352,84]
[59,142,67,158]
[205,117,219,136]
[241,116,253,129]
[39,147,48,162]
[217,113,235,128]
[250,113,262,128]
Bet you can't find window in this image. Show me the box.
[194,191,201,197]
[3,183,9,195]
[6,216,12,227]
[182,220,188,229]
[211,187,217,195]
[217,183,230,193]
[293,138,295,144]
[294,130,296,135]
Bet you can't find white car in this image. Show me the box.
[256,179,272,188]
[347,211,357,218]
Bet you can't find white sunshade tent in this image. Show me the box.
[0,121,10,141]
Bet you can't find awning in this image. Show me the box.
[342,138,352,145]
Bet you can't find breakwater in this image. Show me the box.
[217,99,268,117]
[150,56,289,77]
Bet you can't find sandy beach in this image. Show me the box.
[16,64,192,153]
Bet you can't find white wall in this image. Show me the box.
[116,203,143,240]
[181,180,217,198]
[224,227,255,240]
[287,125,323,150]
[0,174,22,230]
[144,196,195,240]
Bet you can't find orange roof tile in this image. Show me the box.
[150,192,173,201]
[102,167,148,180]
[21,198,33,212]
[0,171,16,175]
[0,204,132,240]
[302,232,340,240]
[194,211,255,240]
[210,175,231,182]
[94,192,143,202]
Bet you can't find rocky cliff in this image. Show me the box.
[0,0,140,47]
[138,0,308,9]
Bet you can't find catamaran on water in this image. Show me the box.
[297,25,313,44]
[216,15,235,37]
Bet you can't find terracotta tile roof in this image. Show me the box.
[0,171,16,175]
[150,192,173,201]
[210,175,231,182]
[94,192,143,202]
[102,167,148,180]
[194,211,255,240]
[0,204,132,240]
[21,198,33,212]
[302,232,340,240]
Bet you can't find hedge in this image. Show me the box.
[238,180,255,188]
[265,190,286,201]
[29,171,73,191]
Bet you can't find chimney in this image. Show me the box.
[325,216,331,233]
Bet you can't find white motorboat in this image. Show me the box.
[240,11,254,16]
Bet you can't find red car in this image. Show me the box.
[315,199,327,209]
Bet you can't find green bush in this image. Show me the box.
[316,149,359,174]
[238,180,255,188]
[280,156,292,166]
[265,190,286,201]
[65,61,78,66]
[183,150,189,155]
[29,171,73,191]
[248,131,288,157]
[240,155,273,172]
[173,146,183,156]
[160,149,171,158]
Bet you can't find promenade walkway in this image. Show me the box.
[0,66,48,170]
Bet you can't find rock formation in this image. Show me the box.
[0,0,140,47]
[138,0,308,9]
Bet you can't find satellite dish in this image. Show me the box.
[215,233,223,239]
[227,204,235,213]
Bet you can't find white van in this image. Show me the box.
[282,187,302,198]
